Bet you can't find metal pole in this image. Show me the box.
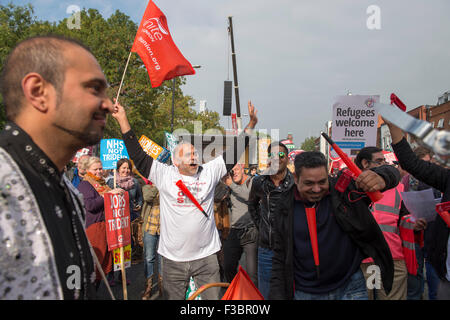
[228,16,242,130]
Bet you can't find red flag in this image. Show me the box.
[131,0,195,87]
[222,266,264,300]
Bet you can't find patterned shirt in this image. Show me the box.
[142,184,160,235]
[0,122,96,299]
[145,202,160,235]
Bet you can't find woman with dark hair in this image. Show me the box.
[108,158,143,222]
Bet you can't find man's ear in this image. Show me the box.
[294,172,300,186]
[361,159,370,169]
[21,73,53,113]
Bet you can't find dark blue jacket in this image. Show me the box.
[71,168,82,188]
[269,165,400,299]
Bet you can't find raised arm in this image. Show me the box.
[222,101,258,171]
[111,102,154,177]
[385,119,449,192]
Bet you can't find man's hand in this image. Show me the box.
[413,218,427,231]
[355,170,386,193]
[224,173,232,186]
[110,188,125,195]
[111,100,131,133]
[245,100,258,131]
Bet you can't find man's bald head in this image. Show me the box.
[0,35,94,120]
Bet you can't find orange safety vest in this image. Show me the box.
[362,185,418,275]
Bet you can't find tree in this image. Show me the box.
[300,136,318,151]
[0,3,223,146]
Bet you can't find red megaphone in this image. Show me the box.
[390,93,407,111]
[321,132,383,202]
[176,180,208,219]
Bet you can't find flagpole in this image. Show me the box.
[115,51,133,104]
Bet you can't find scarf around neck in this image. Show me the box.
[84,172,111,196]
[116,174,135,190]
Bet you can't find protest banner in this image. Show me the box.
[332,95,379,158]
[104,191,131,300]
[104,192,131,251]
[280,139,296,153]
[258,138,271,171]
[139,135,170,163]
[382,150,398,164]
[288,149,303,162]
[113,244,131,271]
[164,131,178,162]
[100,139,129,170]
[72,147,91,163]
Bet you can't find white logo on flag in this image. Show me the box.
[142,17,169,42]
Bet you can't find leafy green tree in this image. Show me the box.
[0,3,223,146]
[300,136,318,151]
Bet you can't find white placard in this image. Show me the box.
[332,95,379,157]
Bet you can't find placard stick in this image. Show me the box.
[115,52,132,105]
[120,246,128,300]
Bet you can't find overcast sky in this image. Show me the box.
[7,0,450,147]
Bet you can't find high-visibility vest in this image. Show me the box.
[398,215,419,275]
[362,184,419,275]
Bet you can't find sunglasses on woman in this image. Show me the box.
[268,151,286,159]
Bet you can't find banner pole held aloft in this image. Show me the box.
[115,52,133,105]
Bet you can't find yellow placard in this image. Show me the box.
[113,244,131,271]
[139,135,163,160]
[258,138,271,171]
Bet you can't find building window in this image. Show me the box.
[437,118,444,128]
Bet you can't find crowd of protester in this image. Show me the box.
[1,35,449,301]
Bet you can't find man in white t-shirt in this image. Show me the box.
[112,101,258,299]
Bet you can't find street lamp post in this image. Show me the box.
[171,65,201,133]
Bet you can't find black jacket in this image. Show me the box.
[392,138,450,280]
[248,170,295,249]
[269,165,400,300]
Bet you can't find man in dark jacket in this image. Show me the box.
[386,121,450,300]
[270,151,399,300]
[248,141,295,299]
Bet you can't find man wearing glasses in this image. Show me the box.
[355,146,426,300]
[248,142,295,299]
